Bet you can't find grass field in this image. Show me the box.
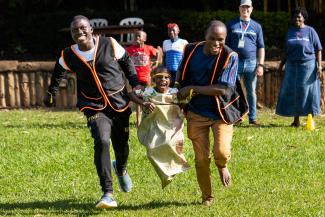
[1,109,325,216]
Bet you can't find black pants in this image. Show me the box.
[85,107,131,194]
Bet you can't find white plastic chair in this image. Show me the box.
[119,17,144,44]
[89,18,108,28]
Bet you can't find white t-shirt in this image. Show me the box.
[59,37,125,70]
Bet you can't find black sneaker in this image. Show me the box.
[249,120,261,128]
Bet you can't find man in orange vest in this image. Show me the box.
[43,15,142,209]
[177,20,247,206]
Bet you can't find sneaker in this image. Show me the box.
[249,120,261,128]
[95,194,117,209]
[112,160,132,192]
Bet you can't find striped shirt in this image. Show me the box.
[163,38,188,72]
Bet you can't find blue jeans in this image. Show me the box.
[237,59,257,122]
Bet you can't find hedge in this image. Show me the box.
[1,9,291,60]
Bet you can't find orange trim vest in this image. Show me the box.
[62,36,130,112]
[179,42,248,124]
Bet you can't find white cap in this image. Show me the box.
[240,0,252,6]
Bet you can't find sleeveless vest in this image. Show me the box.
[61,36,130,112]
[180,41,248,124]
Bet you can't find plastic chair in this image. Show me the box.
[89,18,108,28]
[119,17,144,44]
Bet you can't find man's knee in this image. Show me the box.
[214,151,231,168]
[195,156,211,168]
[94,134,110,148]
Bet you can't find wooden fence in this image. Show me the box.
[0,61,76,109]
[0,60,325,110]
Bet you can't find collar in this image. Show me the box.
[240,18,251,23]
[171,37,179,43]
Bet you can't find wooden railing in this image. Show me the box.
[0,61,76,109]
[0,60,325,111]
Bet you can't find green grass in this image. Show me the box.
[1,109,325,216]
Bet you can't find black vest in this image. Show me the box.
[62,36,130,112]
[180,42,248,124]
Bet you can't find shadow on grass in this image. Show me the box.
[0,200,97,216]
[234,123,295,128]
[0,199,197,215]
[4,122,86,129]
[119,200,197,210]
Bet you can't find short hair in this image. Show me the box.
[205,20,227,35]
[207,20,226,30]
[292,7,308,20]
[71,15,90,24]
[136,30,147,39]
[152,66,171,78]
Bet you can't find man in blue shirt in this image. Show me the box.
[177,20,247,206]
[226,0,265,126]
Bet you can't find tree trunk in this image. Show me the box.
[263,0,268,13]
[277,0,281,11]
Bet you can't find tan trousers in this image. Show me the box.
[187,111,233,201]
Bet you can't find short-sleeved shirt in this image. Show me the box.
[126,44,157,84]
[163,38,188,72]
[226,18,264,60]
[59,37,125,69]
[186,46,238,120]
[285,25,322,62]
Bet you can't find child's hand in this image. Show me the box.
[175,141,183,154]
[142,102,156,112]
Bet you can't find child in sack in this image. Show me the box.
[129,66,191,188]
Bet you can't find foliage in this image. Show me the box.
[1,109,325,216]
[1,9,291,60]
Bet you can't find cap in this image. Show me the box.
[240,0,252,6]
[167,23,179,29]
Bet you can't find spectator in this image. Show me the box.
[276,7,322,127]
[226,0,265,127]
[126,30,161,127]
[162,23,188,86]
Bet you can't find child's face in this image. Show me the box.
[134,31,146,46]
[168,27,179,40]
[154,74,171,93]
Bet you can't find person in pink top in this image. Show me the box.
[126,30,162,126]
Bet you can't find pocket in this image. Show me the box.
[107,86,130,110]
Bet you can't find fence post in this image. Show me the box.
[0,73,6,108]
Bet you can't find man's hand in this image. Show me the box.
[317,67,322,78]
[177,86,193,100]
[256,65,264,77]
[43,91,56,107]
[133,85,145,92]
[142,101,156,113]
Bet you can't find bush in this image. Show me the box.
[1,9,290,60]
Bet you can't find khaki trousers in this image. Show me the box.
[187,111,233,201]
